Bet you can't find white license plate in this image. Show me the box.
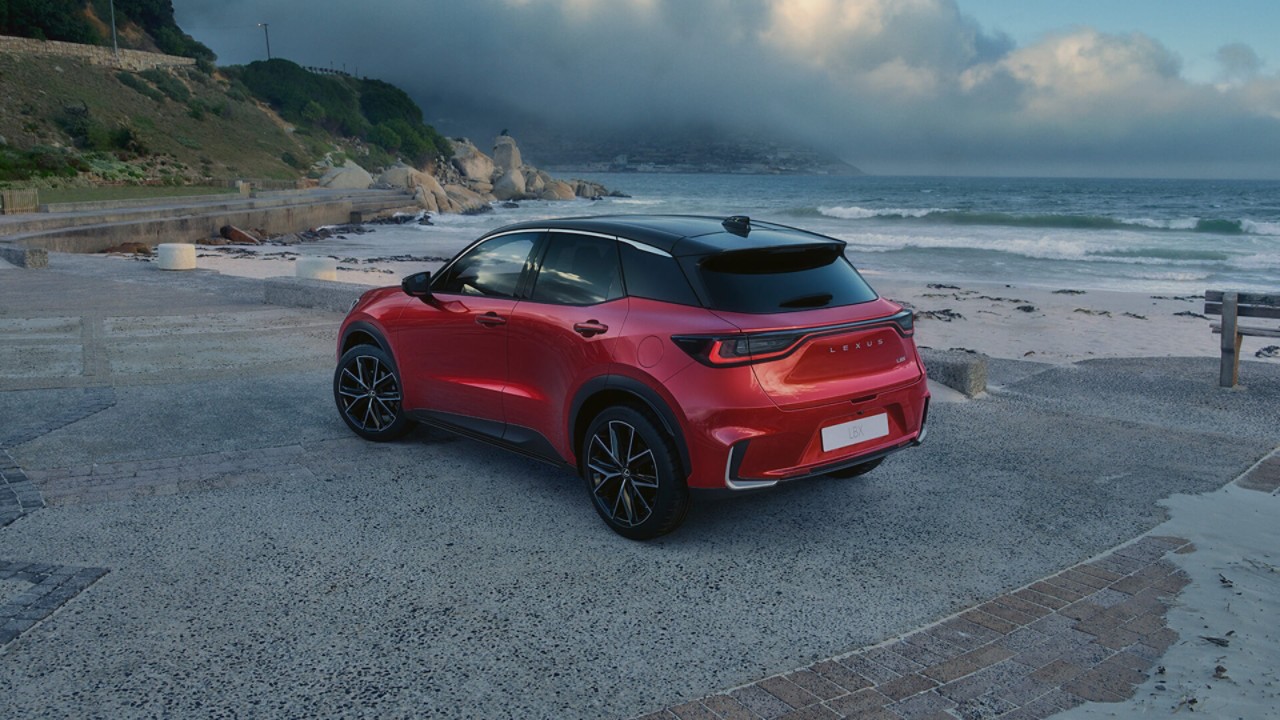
[821,414,890,452]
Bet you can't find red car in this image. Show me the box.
[334,215,929,539]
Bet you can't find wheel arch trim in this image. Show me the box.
[570,376,692,477]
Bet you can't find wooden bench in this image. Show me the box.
[1205,290,1280,387]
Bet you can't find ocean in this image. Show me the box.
[301,174,1280,294]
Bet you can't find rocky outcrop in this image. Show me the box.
[492,169,526,201]
[492,136,523,174]
[450,139,496,184]
[320,160,374,190]
[393,134,621,213]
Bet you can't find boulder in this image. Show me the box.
[573,179,609,199]
[492,135,523,174]
[541,180,577,201]
[450,138,496,183]
[377,164,430,191]
[522,168,547,195]
[413,186,438,213]
[219,225,261,245]
[492,170,527,201]
[443,184,491,214]
[319,160,373,189]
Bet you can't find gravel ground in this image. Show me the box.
[0,257,1276,718]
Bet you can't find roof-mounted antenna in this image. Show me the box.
[722,215,751,237]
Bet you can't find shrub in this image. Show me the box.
[117,71,165,102]
[140,69,191,103]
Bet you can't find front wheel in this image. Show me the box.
[582,406,689,540]
[334,344,415,441]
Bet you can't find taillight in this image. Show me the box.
[672,310,914,367]
[889,310,914,335]
[672,332,804,367]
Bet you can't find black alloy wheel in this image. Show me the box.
[334,344,414,441]
[582,406,688,540]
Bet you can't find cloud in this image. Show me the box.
[172,0,1280,177]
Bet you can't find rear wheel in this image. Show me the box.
[582,406,688,540]
[825,457,883,479]
[334,344,414,441]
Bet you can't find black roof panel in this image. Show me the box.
[484,215,845,256]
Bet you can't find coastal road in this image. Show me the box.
[0,255,1276,718]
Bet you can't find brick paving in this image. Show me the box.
[636,535,1194,720]
[0,560,108,648]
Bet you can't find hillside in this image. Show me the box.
[0,52,305,184]
[1,0,213,59]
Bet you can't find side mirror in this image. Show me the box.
[401,271,434,303]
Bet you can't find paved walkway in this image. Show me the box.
[1,254,1277,719]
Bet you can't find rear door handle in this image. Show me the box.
[573,320,609,337]
[476,312,506,327]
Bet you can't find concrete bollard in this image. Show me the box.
[156,243,196,270]
[296,256,338,281]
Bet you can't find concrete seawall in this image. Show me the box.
[0,189,417,255]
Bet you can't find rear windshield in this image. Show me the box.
[692,245,877,313]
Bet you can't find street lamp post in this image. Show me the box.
[109,0,119,60]
[257,23,272,60]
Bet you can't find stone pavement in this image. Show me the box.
[1,255,1277,718]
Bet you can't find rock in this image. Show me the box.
[449,138,496,183]
[377,164,431,191]
[492,135,523,174]
[219,225,261,245]
[572,179,610,199]
[0,134,7,147]
[501,202,520,209]
[540,180,576,201]
[276,233,302,245]
[319,160,373,189]
[522,168,548,195]
[100,242,152,255]
[492,169,527,201]
[413,186,438,213]
[443,184,491,214]
[1016,305,1037,313]
[467,180,494,194]
[1257,345,1280,359]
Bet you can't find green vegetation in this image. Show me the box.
[0,16,452,187]
[1,1,215,60]
[229,59,452,165]
[0,53,302,185]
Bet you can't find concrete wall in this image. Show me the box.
[0,35,195,72]
[7,194,417,254]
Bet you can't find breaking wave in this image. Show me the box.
[815,206,1280,236]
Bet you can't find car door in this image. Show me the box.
[505,231,629,462]
[394,231,542,432]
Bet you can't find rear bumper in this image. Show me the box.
[673,371,930,490]
[726,394,929,489]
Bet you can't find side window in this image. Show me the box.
[433,232,539,298]
[529,233,623,306]
[619,243,700,306]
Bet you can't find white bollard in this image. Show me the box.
[156,243,196,270]
[296,256,338,281]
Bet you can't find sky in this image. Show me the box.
[170,0,1280,178]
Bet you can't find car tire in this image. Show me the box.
[582,406,689,540]
[334,344,415,441]
[825,457,884,479]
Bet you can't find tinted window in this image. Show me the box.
[693,245,878,313]
[619,243,700,306]
[529,233,622,306]
[434,232,539,298]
